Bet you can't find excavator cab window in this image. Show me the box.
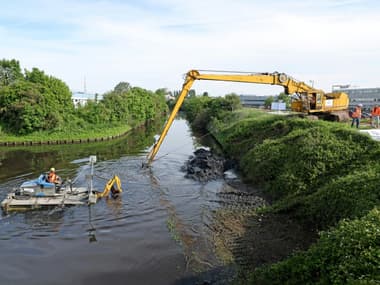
[309,93,322,110]
[310,94,316,110]
[315,93,323,110]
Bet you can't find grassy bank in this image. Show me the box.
[246,207,380,285]
[0,123,132,143]
[184,103,380,283]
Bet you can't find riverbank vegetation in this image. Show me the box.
[0,59,167,142]
[183,96,380,284]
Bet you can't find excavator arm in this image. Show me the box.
[145,70,349,166]
[186,70,321,94]
[96,175,122,199]
[146,72,196,165]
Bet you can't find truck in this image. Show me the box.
[145,70,350,165]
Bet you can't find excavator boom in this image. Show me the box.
[145,70,349,166]
[187,70,321,94]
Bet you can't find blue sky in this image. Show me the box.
[1,0,379,95]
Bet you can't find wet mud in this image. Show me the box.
[209,183,317,282]
[181,148,233,182]
[181,149,317,282]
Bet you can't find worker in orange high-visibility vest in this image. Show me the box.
[371,104,380,128]
[47,167,62,184]
[351,103,362,128]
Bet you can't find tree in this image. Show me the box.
[155,88,168,97]
[264,96,275,109]
[224,93,241,111]
[0,81,48,134]
[188,89,196,97]
[113,82,131,94]
[172,90,181,98]
[277,92,291,109]
[0,63,74,134]
[0,59,23,86]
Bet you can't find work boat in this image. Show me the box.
[1,156,122,213]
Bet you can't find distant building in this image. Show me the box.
[72,91,101,107]
[333,86,380,110]
[240,95,271,107]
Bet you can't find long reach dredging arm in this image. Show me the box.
[146,70,349,166]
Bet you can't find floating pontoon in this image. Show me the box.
[1,156,122,213]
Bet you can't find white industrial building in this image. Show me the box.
[71,91,100,107]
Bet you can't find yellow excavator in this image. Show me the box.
[146,70,350,166]
[95,175,122,199]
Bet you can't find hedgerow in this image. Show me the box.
[247,208,380,285]
[0,59,167,137]
[183,97,380,284]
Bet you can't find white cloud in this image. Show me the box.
[1,0,379,95]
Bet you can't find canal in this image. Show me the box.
[0,119,245,285]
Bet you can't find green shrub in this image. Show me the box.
[0,59,168,137]
[182,94,242,131]
[0,62,73,134]
[248,208,380,285]
[183,102,380,284]
[292,164,380,229]
[240,124,372,199]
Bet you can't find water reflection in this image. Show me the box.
[0,119,164,183]
[88,206,97,243]
[0,118,239,285]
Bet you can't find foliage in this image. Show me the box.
[113,81,131,94]
[182,93,242,131]
[0,61,73,134]
[263,92,291,109]
[248,208,380,284]
[75,101,111,125]
[264,96,274,108]
[77,85,167,127]
[188,89,196,97]
[183,102,380,284]
[0,59,168,138]
[182,95,212,125]
[212,112,380,228]
[277,92,291,108]
[0,59,23,86]
[240,122,375,199]
[289,164,380,229]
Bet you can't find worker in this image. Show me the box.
[47,167,62,184]
[351,103,362,128]
[370,104,380,128]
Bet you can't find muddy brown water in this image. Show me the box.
[0,119,315,285]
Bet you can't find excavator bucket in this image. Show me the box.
[96,175,122,199]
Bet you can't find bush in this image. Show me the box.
[0,62,74,134]
[182,94,242,130]
[0,59,168,137]
[248,208,380,285]
[292,164,380,229]
[183,100,380,284]
[240,123,373,199]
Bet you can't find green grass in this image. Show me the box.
[197,108,380,284]
[246,208,380,285]
[0,123,132,142]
